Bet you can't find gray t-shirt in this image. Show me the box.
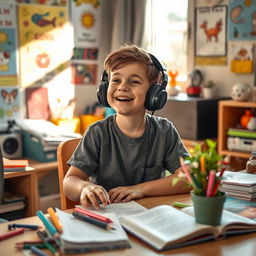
[68,114,189,191]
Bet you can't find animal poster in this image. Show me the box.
[228,0,256,40]
[0,86,21,122]
[195,5,227,57]
[230,43,254,73]
[0,3,18,86]
[71,0,101,47]
[71,62,97,85]
[18,4,73,88]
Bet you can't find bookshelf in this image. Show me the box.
[218,100,256,170]
[4,160,58,217]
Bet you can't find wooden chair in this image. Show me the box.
[57,138,80,210]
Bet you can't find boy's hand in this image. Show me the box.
[108,186,144,203]
[80,184,110,210]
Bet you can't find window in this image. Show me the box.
[144,0,188,85]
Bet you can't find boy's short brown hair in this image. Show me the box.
[104,44,160,85]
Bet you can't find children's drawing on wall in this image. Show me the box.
[18,4,73,88]
[228,0,256,40]
[71,0,101,48]
[15,0,67,6]
[71,63,97,85]
[0,87,20,122]
[0,2,18,86]
[72,48,98,61]
[230,43,254,73]
[195,5,227,65]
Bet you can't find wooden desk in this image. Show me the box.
[1,194,256,256]
[4,160,58,217]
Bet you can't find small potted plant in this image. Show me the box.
[173,139,230,226]
[203,80,215,99]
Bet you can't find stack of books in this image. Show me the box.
[227,128,256,152]
[3,159,34,172]
[220,171,256,201]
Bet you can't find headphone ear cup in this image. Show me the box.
[145,84,167,111]
[97,81,110,107]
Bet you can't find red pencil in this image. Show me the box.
[0,228,24,241]
[74,206,113,223]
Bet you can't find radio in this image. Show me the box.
[0,121,22,159]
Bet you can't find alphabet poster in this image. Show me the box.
[228,0,256,40]
[0,3,18,86]
[71,0,101,47]
[18,4,73,88]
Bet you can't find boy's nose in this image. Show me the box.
[118,82,129,91]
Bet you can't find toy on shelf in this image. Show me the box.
[231,83,252,101]
[240,109,253,129]
[167,70,180,96]
[186,69,203,97]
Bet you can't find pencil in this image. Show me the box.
[8,223,41,230]
[72,212,115,231]
[15,243,46,250]
[206,170,216,197]
[36,210,58,238]
[47,207,63,233]
[179,156,193,184]
[36,230,59,256]
[74,206,113,223]
[31,245,49,256]
[0,228,24,241]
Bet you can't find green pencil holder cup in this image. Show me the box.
[191,191,226,226]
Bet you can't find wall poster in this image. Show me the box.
[195,5,227,65]
[18,4,73,88]
[0,2,18,86]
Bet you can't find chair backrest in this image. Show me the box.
[57,138,80,210]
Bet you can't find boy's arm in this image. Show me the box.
[63,166,110,209]
[109,168,191,203]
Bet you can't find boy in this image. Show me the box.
[63,44,190,210]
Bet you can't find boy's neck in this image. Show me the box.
[115,113,147,138]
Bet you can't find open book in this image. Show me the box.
[56,208,130,253]
[120,205,256,251]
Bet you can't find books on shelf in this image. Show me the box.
[3,158,34,172]
[120,205,256,251]
[220,171,256,200]
[227,128,256,139]
[56,208,130,253]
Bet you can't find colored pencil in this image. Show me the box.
[0,228,24,241]
[179,156,193,184]
[72,212,115,231]
[74,206,113,223]
[206,170,216,197]
[15,243,46,250]
[47,207,63,233]
[8,223,41,230]
[36,230,59,256]
[31,245,49,256]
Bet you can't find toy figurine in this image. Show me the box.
[186,70,203,97]
[167,70,180,96]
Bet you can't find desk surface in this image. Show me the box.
[1,194,256,256]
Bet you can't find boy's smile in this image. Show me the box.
[107,62,149,116]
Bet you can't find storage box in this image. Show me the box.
[39,194,61,213]
[155,94,229,140]
[22,130,57,162]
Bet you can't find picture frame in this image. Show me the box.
[195,5,227,57]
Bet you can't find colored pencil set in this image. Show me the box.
[178,139,230,197]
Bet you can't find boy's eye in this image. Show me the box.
[129,80,141,85]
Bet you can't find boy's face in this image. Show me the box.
[107,62,149,116]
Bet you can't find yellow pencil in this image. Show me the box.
[47,207,63,233]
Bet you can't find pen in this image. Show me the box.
[74,206,113,223]
[72,211,115,231]
[47,207,63,233]
[36,230,59,256]
[36,210,58,238]
[206,170,216,197]
[8,223,41,230]
[0,228,25,241]
[31,245,49,256]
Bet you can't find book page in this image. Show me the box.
[121,205,216,249]
[56,209,128,244]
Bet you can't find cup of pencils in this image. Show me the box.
[178,139,230,226]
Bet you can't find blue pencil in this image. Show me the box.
[36,210,58,237]
[31,245,49,256]
[8,223,41,230]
